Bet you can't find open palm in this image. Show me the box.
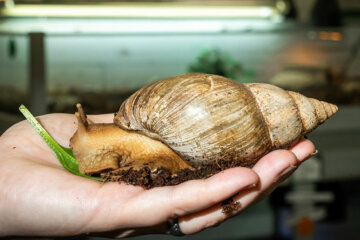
[0,113,315,237]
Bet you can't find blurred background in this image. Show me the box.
[0,0,359,239]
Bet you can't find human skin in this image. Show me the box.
[0,113,315,237]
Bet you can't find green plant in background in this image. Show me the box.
[187,47,254,83]
[19,105,104,182]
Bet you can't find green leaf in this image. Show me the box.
[19,105,104,182]
[62,147,75,158]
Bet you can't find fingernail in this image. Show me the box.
[278,165,297,181]
[244,183,257,190]
[311,149,318,156]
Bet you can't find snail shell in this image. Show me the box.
[114,73,337,168]
[70,73,337,186]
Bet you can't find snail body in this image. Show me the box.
[70,73,337,187]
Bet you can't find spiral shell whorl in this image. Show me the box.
[288,91,337,133]
[245,83,303,149]
[245,83,338,149]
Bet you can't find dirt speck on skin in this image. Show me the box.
[222,196,241,216]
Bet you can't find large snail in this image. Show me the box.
[70,73,337,188]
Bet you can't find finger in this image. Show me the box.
[240,139,315,196]
[88,167,259,232]
[234,141,315,217]
[160,167,258,218]
[248,150,298,202]
[179,149,301,234]
[289,139,316,163]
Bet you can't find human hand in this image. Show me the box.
[0,113,315,237]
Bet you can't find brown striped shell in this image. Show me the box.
[114,73,337,168]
